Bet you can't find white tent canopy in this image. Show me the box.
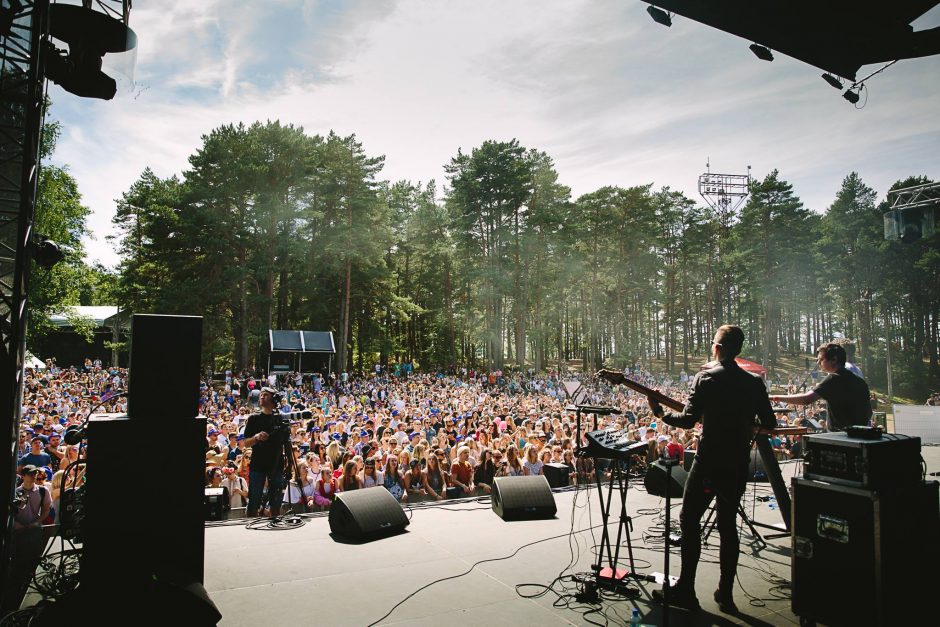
[25,352,45,369]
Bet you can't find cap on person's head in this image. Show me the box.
[49,432,61,440]
[332,433,342,440]
[657,435,669,442]
[21,465,38,475]
[208,429,219,436]
[409,459,420,467]
[359,430,369,437]
[236,434,245,441]
[41,466,52,478]
[31,435,44,443]
[260,386,278,396]
[391,410,398,416]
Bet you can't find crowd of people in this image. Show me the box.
[14,357,822,521]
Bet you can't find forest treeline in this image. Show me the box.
[43,120,939,397]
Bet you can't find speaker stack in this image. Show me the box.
[77,315,220,624]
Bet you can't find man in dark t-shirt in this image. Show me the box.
[242,387,285,517]
[772,343,872,431]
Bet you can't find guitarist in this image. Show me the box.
[604,325,776,613]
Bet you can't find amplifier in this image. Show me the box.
[803,432,921,489]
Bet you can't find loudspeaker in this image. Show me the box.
[128,314,202,420]
[329,487,410,541]
[82,414,207,591]
[543,462,571,488]
[644,460,688,498]
[491,476,556,521]
[683,449,696,471]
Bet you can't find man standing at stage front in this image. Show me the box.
[243,387,285,518]
[648,325,776,614]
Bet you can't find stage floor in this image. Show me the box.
[203,448,940,627]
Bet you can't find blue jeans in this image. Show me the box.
[247,468,285,516]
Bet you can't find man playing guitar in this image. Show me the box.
[599,325,776,614]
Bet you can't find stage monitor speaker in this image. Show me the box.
[491,476,556,521]
[329,487,409,541]
[128,314,202,420]
[543,462,571,488]
[644,460,688,498]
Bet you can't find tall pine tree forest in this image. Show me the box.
[102,121,938,398]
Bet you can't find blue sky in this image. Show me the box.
[46,0,940,267]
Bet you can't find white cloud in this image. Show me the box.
[46,0,940,267]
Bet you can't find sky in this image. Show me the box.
[45,0,940,268]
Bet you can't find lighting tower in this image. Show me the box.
[0,0,136,603]
[698,162,751,324]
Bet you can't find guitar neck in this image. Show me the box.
[616,376,685,412]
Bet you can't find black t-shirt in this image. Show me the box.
[813,368,872,431]
[243,412,282,474]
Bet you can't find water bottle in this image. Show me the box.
[630,608,642,625]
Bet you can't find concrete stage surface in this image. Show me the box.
[201,446,940,626]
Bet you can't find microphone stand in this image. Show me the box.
[659,453,681,627]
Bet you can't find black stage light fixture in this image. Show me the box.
[749,43,774,61]
[647,5,672,27]
[843,89,860,104]
[822,73,843,89]
[32,238,65,269]
[45,4,137,100]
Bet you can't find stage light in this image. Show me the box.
[44,4,137,101]
[843,89,860,104]
[749,43,774,61]
[647,6,672,27]
[822,73,843,89]
[31,238,64,269]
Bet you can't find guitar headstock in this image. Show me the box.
[596,369,625,385]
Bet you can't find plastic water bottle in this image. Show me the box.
[630,608,642,625]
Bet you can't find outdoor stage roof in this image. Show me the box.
[269,330,336,354]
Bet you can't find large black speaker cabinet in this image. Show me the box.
[82,414,207,592]
[491,476,557,521]
[791,478,939,626]
[128,314,202,420]
[644,460,688,498]
[543,462,571,488]
[329,487,410,541]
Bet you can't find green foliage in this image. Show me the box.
[103,123,938,397]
